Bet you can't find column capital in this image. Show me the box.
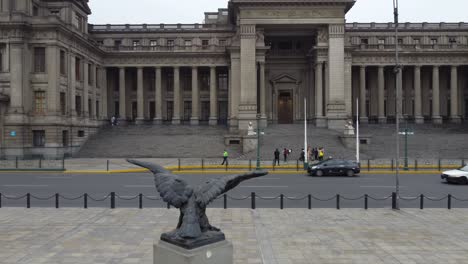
[136,66,144,70]
[173,66,180,70]
[154,66,162,70]
[191,65,198,69]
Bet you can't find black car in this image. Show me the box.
[307,159,360,177]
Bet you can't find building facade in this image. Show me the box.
[0,0,467,158]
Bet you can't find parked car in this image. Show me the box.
[308,159,360,177]
[441,165,468,184]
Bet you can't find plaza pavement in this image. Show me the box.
[1,208,468,264]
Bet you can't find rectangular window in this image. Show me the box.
[96,100,100,118]
[33,5,39,16]
[183,101,192,121]
[167,40,174,46]
[50,10,60,15]
[166,101,173,121]
[34,91,46,114]
[413,38,420,44]
[166,72,174,92]
[78,130,85,137]
[150,40,158,47]
[218,73,228,91]
[33,130,46,147]
[200,71,209,91]
[185,40,192,46]
[115,40,122,47]
[378,39,385,45]
[149,101,155,119]
[62,130,69,147]
[60,50,66,75]
[361,38,369,45]
[0,45,4,72]
[88,64,92,85]
[34,47,46,73]
[449,37,457,44]
[219,40,226,46]
[202,39,209,49]
[76,95,82,116]
[88,99,92,118]
[201,101,210,121]
[398,38,403,45]
[431,38,438,44]
[76,14,83,32]
[133,40,140,50]
[75,57,81,80]
[96,68,100,88]
[60,92,66,115]
[97,40,103,45]
[278,41,292,50]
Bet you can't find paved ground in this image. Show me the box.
[75,123,468,160]
[2,172,468,208]
[2,208,468,264]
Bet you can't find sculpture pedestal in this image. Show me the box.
[154,240,233,264]
[242,135,257,154]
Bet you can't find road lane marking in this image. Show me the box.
[3,185,49,187]
[360,186,407,188]
[240,186,289,188]
[36,176,73,179]
[123,185,154,188]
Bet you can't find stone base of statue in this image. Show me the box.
[154,240,233,264]
[339,134,372,150]
[242,135,257,154]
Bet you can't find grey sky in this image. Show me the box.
[88,0,468,25]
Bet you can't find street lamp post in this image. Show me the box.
[256,114,261,170]
[393,0,401,209]
[404,116,409,171]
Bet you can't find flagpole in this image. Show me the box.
[304,98,308,169]
[356,98,360,163]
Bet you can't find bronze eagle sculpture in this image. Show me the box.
[127,159,268,249]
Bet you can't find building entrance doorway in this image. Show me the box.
[465,99,468,118]
[278,91,293,124]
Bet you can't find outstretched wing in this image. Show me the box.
[195,170,268,207]
[127,159,192,208]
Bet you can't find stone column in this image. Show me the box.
[450,65,460,123]
[70,55,76,117]
[327,24,347,130]
[378,66,386,123]
[101,67,108,119]
[229,51,241,130]
[119,67,127,123]
[259,61,267,127]
[136,67,144,124]
[91,64,97,119]
[172,66,181,125]
[190,66,199,125]
[238,24,257,131]
[209,66,218,125]
[9,44,25,115]
[414,66,424,124]
[154,67,163,124]
[83,62,89,118]
[47,46,59,115]
[432,66,442,124]
[359,66,368,123]
[315,62,325,127]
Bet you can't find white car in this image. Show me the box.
[441,165,468,184]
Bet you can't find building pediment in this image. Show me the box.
[270,73,301,85]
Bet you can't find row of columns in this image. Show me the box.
[117,66,220,125]
[358,65,462,124]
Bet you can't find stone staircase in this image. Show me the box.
[76,123,468,160]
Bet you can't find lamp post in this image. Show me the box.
[256,114,261,170]
[393,0,401,209]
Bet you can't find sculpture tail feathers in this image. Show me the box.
[126,159,170,174]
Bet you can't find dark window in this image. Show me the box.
[96,100,100,118]
[431,38,438,45]
[295,41,302,50]
[166,101,173,121]
[33,130,46,147]
[201,101,210,121]
[218,73,228,91]
[200,71,209,91]
[182,70,191,91]
[34,91,46,114]
[75,14,83,32]
[0,46,3,72]
[60,50,66,75]
[88,64,92,85]
[449,37,457,44]
[50,10,60,15]
[185,40,192,46]
[360,39,368,45]
[75,57,81,80]
[278,41,292,50]
[60,92,66,115]
[149,101,155,119]
[202,39,209,49]
[150,40,158,47]
[166,72,174,92]
[114,101,120,117]
[76,95,82,116]
[398,38,403,45]
[167,40,174,47]
[62,130,69,147]
[78,130,85,137]
[132,40,140,50]
[378,39,385,45]
[88,99,92,118]
[33,5,39,16]
[413,38,420,44]
[219,40,226,46]
[34,47,46,73]
[115,40,122,47]
[183,101,192,121]
[97,40,103,45]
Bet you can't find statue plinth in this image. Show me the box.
[154,240,233,264]
[161,230,225,250]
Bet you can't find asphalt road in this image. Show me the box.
[0,171,467,208]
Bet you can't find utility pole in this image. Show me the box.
[393,0,401,210]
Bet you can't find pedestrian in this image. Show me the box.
[318,147,324,161]
[111,116,116,126]
[274,148,280,166]
[314,148,318,161]
[283,148,289,162]
[307,145,313,162]
[221,149,229,165]
[299,148,305,162]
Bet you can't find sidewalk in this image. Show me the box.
[1,208,468,264]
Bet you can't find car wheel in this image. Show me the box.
[346,170,355,177]
[316,170,324,177]
[460,177,468,185]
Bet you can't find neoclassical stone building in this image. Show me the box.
[0,0,467,158]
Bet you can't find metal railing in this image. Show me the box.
[1,192,466,210]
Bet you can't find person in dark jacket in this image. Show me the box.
[274,149,280,166]
[283,148,289,162]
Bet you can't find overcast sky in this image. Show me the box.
[88,0,468,25]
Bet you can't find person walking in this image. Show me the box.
[221,149,229,165]
[299,148,305,162]
[283,148,289,162]
[314,148,318,161]
[318,147,324,161]
[274,148,280,166]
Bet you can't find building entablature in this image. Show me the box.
[351,53,468,66]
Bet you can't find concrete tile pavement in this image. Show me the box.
[1,209,468,264]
